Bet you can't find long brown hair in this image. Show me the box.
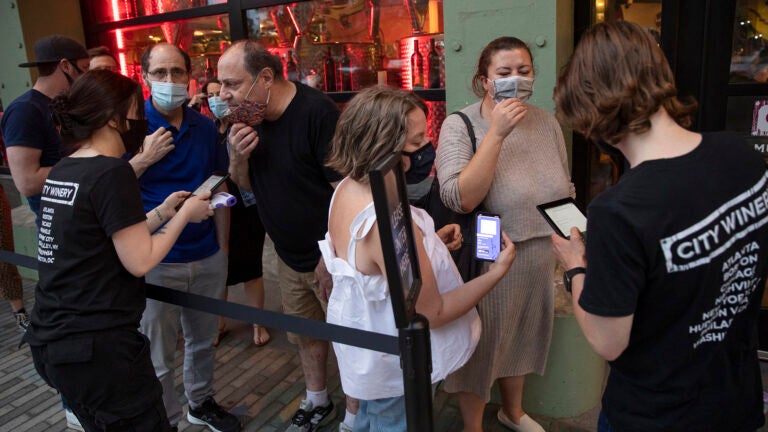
[50,70,143,148]
[554,20,696,145]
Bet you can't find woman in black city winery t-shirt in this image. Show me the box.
[24,70,213,432]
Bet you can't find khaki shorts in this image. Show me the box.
[278,257,327,344]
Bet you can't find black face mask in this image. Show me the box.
[403,141,436,184]
[121,119,148,154]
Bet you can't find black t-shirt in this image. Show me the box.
[248,82,341,272]
[581,132,768,432]
[26,156,147,344]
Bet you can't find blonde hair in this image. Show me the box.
[554,20,696,145]
[326,86,424,182]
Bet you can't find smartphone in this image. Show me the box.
[493,78,518,103]
[176,172,230,211]
[475,213,501,262]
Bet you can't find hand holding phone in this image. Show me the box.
[475,213,502,261]
[175,173,229,211]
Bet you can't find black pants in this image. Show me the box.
[30,328,172,432]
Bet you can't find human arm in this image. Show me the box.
[314,258,333,302]
[112,192,214,277]
[227,123,259,191]
[145,190,189,232]
[361,221,516,328]
[436,223,462,251]
[130,127,174,177]
[5,146,51,196]
[551,227,634,361]
[212,182,230,255]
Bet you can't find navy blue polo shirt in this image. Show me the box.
[139,98,226,263]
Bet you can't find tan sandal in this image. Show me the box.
[253,324,271,347]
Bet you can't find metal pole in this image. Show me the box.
[400,314,434,432]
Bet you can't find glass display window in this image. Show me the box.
[89,14,230,98]
[731,0,768,83]
[86,0,227,24]
[244,0,444,92]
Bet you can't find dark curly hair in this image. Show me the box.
[50,70,143,148]
[554,20,697,146]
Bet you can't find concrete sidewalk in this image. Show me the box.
[0,235,604,431]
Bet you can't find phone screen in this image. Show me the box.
[192,174,227,196]
[475,213,501,261]
[175,173,229,211]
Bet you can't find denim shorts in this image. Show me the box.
[353,395,407,432]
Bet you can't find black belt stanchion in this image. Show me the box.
[370,155,434,432]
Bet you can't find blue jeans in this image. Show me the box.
[353,396,407,432]
[598,410,616,432]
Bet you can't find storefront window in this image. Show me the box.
[87,0,227,23]
[587,0,661,201]
[731,0,768,83]
[90,14,230,97]
[244,0,444,92]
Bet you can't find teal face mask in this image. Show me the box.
[150,81,188,110]
[208,96,228,119]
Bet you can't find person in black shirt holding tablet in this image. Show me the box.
[24,70,213,432]
[552,21,767,432]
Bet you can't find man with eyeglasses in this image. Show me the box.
[133,42,240,432]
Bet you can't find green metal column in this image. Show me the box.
[442,0,605,419]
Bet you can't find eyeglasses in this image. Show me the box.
[147,67,188,80]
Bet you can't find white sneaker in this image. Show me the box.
[65,409,85,431]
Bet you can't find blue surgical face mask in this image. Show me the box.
[150,81,188,110]
[208,96,228,119]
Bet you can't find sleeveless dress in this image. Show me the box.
[318,188,481,401]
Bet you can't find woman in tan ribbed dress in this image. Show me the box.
[436,37,574,432]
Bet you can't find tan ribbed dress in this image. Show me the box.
[437,101,574,401]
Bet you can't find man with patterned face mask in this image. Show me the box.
[133,43,240,432]
[219,40,346,432]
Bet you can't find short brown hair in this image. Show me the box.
[472,36,533,99]
[229,40,283,81]
[326,86,424,182]
[554,20,696,145]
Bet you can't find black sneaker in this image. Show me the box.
[187,397,241,432]
[286,399,335,431]
[13,309,29,332]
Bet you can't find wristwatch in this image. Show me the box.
[563,267,586,293]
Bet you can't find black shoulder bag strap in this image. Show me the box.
[451,111,477,153]
[447,111,483,280]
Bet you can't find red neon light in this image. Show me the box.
[111,0,128,76]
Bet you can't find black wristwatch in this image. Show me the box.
[563,267,586,293]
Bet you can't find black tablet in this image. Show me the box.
[536,197,587,239]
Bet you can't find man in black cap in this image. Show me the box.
[0,33,89,432]
[1,34,90,220]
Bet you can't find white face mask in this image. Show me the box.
[150,81,188,110]
[492,76,535,103]
[208,96,228,119]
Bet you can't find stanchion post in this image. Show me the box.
[400,314,434,432]
[370,155,435,432]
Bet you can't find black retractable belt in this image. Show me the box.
[0,250,399,355]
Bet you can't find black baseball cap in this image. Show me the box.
[19,34,88,68]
